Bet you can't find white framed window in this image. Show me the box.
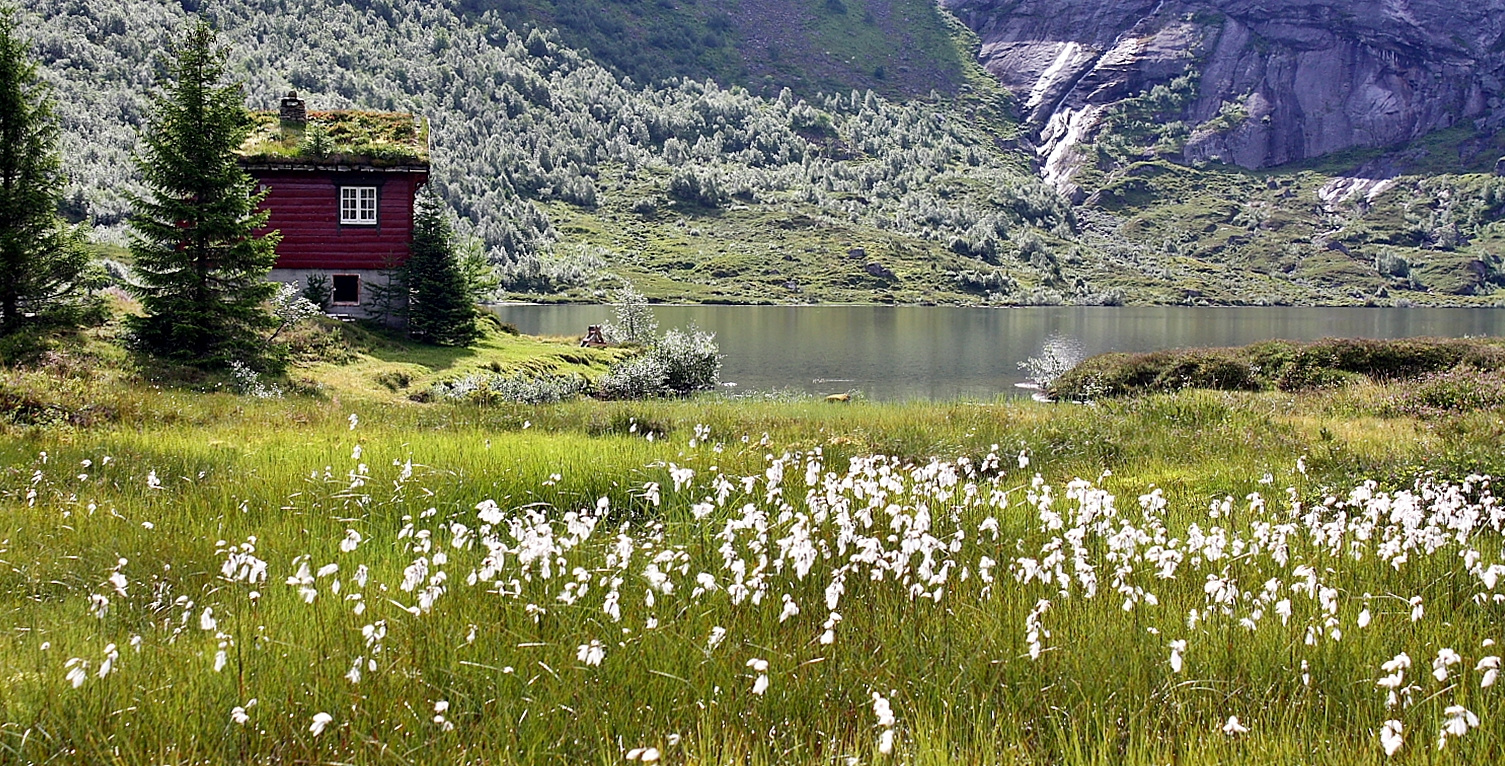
[339,186,378,225]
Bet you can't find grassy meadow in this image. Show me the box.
[3,355,1505,763]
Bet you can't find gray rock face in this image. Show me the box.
[945,0,1505,185]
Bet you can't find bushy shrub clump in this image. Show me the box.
[1381,368,1505,416]
[1051,337,1505,400]
[656,325,722,394]
[428,371,591,404]
[1052,348,1260,399]
[597,354,670,400]
[599,325,722,399]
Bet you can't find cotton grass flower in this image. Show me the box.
[1221,716,1248,736]
[1476,655,1500,687]
[432,699,454,731]
[747,657,769,695]
[871,691,896,727]
[1380,720,1404,756]
[577,639,605,667]
[309,712,333,737]
[1438,705,1479,749]
[1432,648,1461,682]
[706,626,727,652]
[64,658,87,688]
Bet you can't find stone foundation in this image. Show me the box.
[268,268,405,325]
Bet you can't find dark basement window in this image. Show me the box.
[331,275,360,305]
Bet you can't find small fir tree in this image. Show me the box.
[0,5,93,333]
[127,19,278,365]
[404,189,479,346]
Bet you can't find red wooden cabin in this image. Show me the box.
[238,93,430,319]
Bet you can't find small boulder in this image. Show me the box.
[864,262,895,279]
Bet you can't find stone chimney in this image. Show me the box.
[279,91,306,126]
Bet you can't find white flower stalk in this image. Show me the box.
[309,712,333,737]
[576,639,605,667]
[1432,648,1461,682]
[1438,705,1479,750]
[1380,720,1404,756]
[820,612,842,645]
[1168,640,1186,673]
[1476,655,1500,687]
[64,658,87,688]
[747,657,769,695]
[778,593,800,622]
[871,691,896,727]
[1221,716,1248,736]
[707,626,727,652]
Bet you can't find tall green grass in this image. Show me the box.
[1,392,1503,763]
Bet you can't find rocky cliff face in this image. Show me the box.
[945,0,1505,189]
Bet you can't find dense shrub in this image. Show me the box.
[1051,337,1505,400]
[428,371,590,404]
[597,325,721,399]
[597,354,669,400]
[655,324,722,394]
[1382,369,1505,416]
[1252,338,1505,391]
[1051,348,1259,399]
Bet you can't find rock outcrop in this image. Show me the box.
[945,0,1505,188]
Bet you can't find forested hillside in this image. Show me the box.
[22,0,1505,305]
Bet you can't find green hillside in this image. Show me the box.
[21,0,1505,306]
[451,0,965,99]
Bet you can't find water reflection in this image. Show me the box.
[490,305,1505,401]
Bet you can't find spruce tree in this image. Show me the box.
[404,189,480,346]
[0,4,92,334]
[127,19,278,365]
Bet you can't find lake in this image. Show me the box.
[489,305,1505,400]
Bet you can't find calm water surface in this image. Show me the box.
[490,305,1505,400]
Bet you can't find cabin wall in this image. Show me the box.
[251,168,428,271]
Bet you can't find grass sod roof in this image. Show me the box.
[238,110,429,168]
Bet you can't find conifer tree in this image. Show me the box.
[0,4,92,334]
[404,189,480,346]
[127,19,278,365]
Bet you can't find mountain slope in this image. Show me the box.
[450,0,966,99]
[22,0,1505,306]
[946,0,1505,188]
[32,0,1090,306]
[941,0,1505,303]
